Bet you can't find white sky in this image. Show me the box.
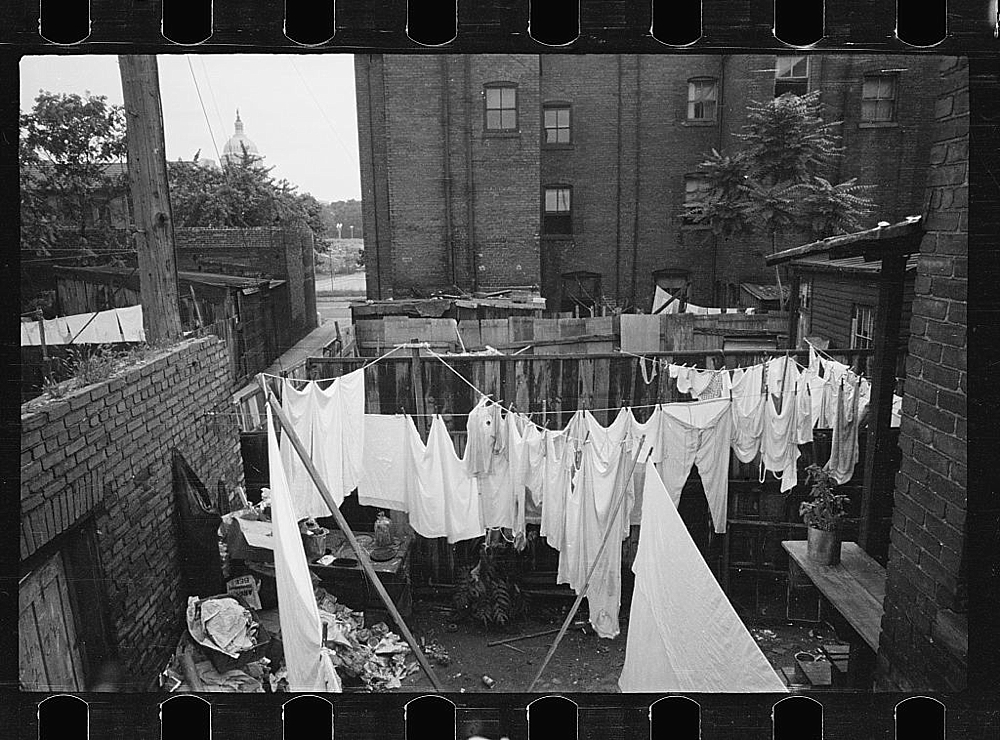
[20,54,361,203]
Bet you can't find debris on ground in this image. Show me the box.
[159,633,267,693]
[313,587,417,692]
[420,638,452,666]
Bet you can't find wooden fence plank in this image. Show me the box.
[514,359,531,417]
[592,357,611,425]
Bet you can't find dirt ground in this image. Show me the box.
[396,594,841,693]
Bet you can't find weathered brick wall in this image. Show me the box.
[357,54,940,310]
[20,337,244,687]
[176,225,317,334]
[875,56,967,692]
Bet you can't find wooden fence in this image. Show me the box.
[354,312,791,357]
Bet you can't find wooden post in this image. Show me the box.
[410,343,429,438]
[858,250,907,560]
[786,270,801,349]
[118,55,183,345]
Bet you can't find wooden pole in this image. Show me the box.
[259,378,445,691]
[118,55,183,345]
[527,439,648,692]
[858,250,907,560]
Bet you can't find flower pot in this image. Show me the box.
[806,526,841,565]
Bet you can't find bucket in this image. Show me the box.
[302,527,330,562]
[807,526,841,565]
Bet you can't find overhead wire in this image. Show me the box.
[187,55,222,164]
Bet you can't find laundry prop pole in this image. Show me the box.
[259,378,446,691]
[526,438,649,692]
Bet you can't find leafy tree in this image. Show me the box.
[686,91,876,308]
[19,91,128,257]
[167,149,328,237]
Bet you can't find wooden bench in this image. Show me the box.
[782,541,887,688]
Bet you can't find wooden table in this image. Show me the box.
[782,541,886,688]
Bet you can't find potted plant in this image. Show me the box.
[799,464,850,565]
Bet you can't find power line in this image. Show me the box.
[187,56,222,164]
[199,55,228,144]
[288,57,359,169]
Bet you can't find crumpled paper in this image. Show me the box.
[187,596,259,659]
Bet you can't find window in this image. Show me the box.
[687,78,718,121]
[851,304,875,349]
[543,186,572,235]
[543,105,571,144]
[775,56,810,97]
[484,84,518,132]
[861,74,898,122]
[683,175,711,224]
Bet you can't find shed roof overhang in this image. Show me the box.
[765,216,924,267]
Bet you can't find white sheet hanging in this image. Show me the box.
[557,411,634,639]
[266,405,342,692]
[356,414,412,512]
[619,458,788,693]
[409,415,484,543]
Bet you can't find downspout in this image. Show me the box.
[615,55,623,304]
[464,55,479,293]
[714,54,726,305]
[629,55,641,309]
[441,56,456,287]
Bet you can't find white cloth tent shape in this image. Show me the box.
[267,405,342,692]
[619,458,788,693]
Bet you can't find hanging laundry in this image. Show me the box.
[730,364,765,464]
[356,414,412,512]
[539,427,574,551]
[688,367,732,400]
[506,412,530,543]
[405,415,481,543]
[760,356,803,492]
[557,410,635,639]
[266,405,342,692]
[627,405,663,526]
[655,398,733,533]
[464,396,505,477]
[279,380,329,518]
[669,364,695,395]
[824,375,863,485]
[280,370,367,518]
[618,458,788,693]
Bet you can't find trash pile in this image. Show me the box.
[186,595,260,658]
[159,633,269,692]
[314,587,419,691]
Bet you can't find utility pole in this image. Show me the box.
[118,55,183,345]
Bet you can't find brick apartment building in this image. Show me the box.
[355,54,940,311]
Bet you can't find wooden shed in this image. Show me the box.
[789,253,918,370]
[52,265,292,388]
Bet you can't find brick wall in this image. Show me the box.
[875,56,967,692]
[176,225,317,334]
[20,337,244,687]
[357,54,940,310]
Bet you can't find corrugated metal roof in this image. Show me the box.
[791,253,920,273]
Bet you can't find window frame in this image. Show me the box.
[542,102,573,146]
[542,185,573,236]
[860,73,899,124]
[682,174,712,225]
[774,55,810,98]
[686,77,719,122]
[483,82,519,134]
[850,304,876,349]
